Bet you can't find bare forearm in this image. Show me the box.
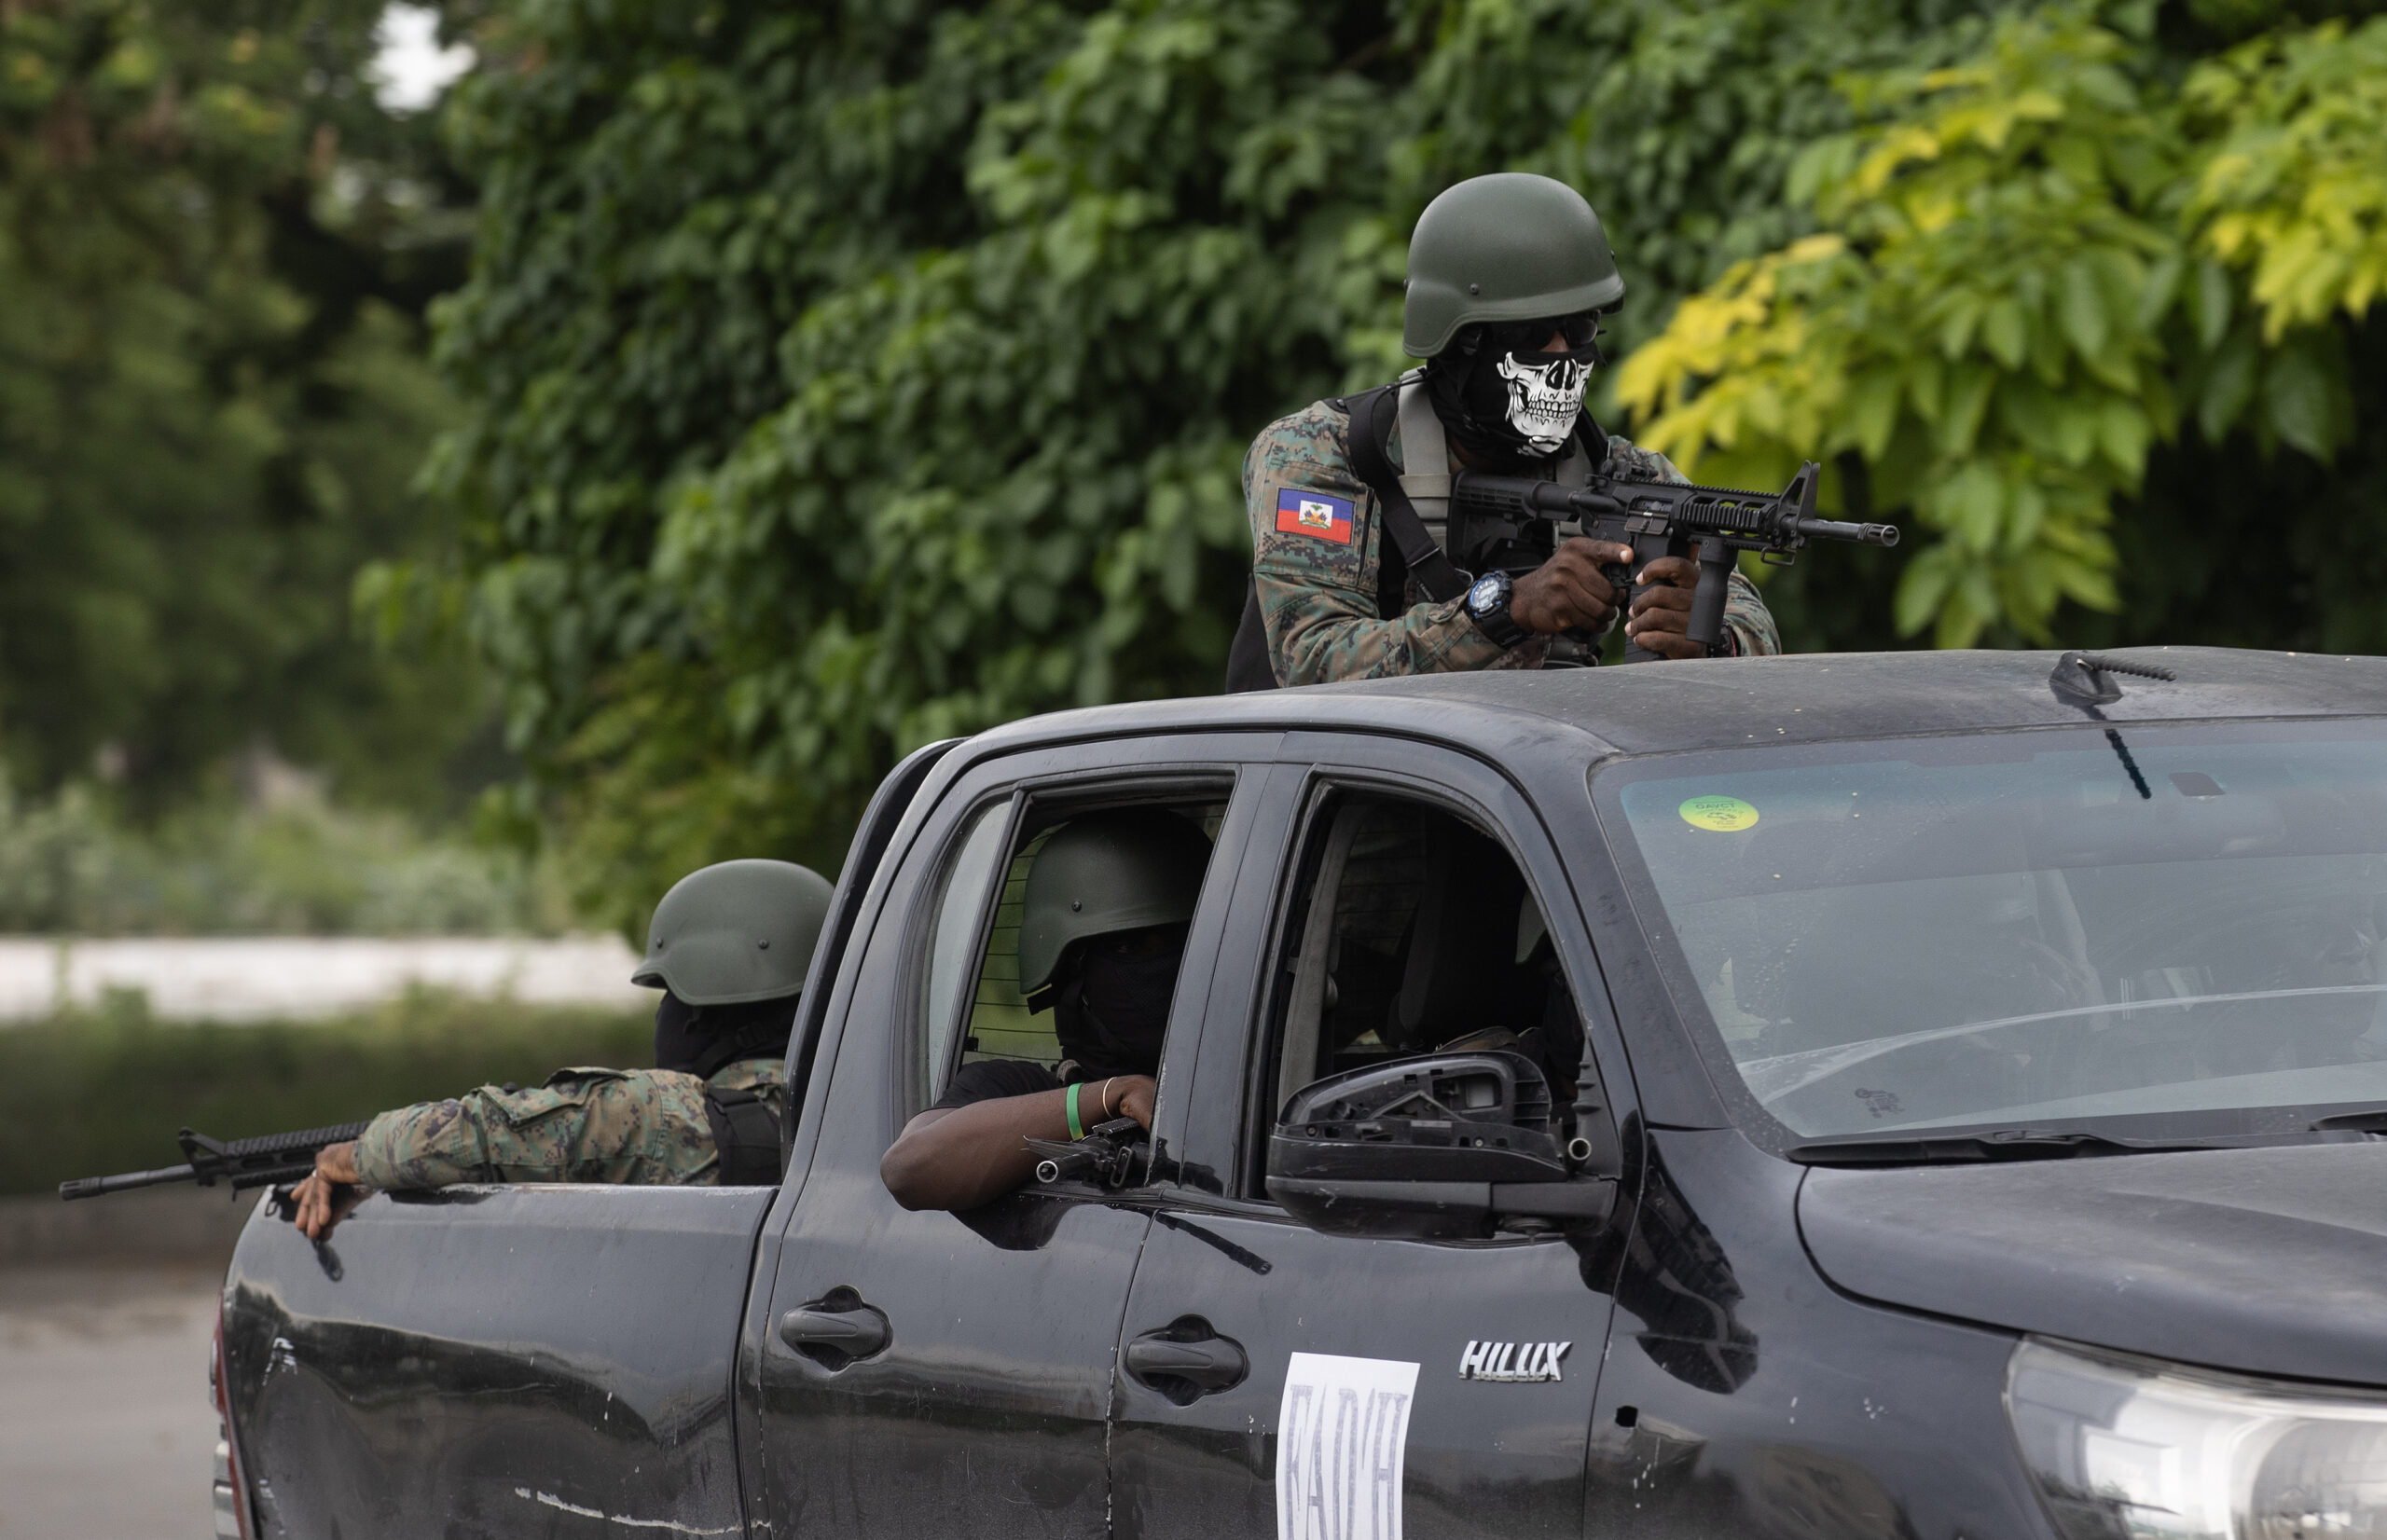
[882,1093,1069,1211]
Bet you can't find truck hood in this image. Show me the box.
[1797,1140,2387,1386]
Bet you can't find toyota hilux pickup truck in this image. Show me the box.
[209,647,2387,1540]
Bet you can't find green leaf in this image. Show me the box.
[2134,252,2184,334]
[2190,258,2233,353]
[2197,330,2258,441]
[1845,369,1903,461]
[2097,398,2152,475]
[1933,461,2007,550]
[1894,543,1961,637]
[1980,297,2030,369]
[2263,341,2341,460]
[1936,293,1985,359]
[2059,259,2110,360]
[1940,364,1996,455]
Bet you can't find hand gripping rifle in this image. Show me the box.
[1447,461,1899,661]
[59,1121,370,1202]
[1024,1117,1145,1189]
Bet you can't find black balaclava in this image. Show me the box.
[1422,314,1607,465]
[654,989,800,1080]
[1050,928,1185,1080]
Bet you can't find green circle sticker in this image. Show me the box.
[1679,795,1759,832]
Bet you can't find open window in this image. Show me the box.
[915,784,1231,1112]
[1248,788,1593,1204]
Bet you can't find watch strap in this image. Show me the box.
[1468,574,1529,650]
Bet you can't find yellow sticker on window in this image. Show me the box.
[1679,795,1759,832]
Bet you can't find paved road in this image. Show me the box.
[0,1262,221,1538]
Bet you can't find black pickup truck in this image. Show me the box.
[209,647,2387,1540]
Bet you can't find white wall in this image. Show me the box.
[0,936,649,1022]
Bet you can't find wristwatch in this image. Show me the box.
[1464,570,1529,649]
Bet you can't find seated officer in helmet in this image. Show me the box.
[1226,172,1782,691]
[882,808,1209,1213]
[291,859,833,1240]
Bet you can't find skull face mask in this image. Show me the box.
[1494,351,1589,457]
[1421,315,1604,463]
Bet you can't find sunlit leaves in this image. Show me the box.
[2188,19,2387,341]
[1621,6,2387,648]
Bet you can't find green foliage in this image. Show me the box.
[2189,19,2387,342]
[0,779,573,934]
[433,0,1986,928]
[1621,14,2167,645]
[0,991,649,1195]
[1621,3,2387,648]
[0,0,484,816]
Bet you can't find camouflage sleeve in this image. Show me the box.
[1247,402,1517,685]
[351,1067,724,1189]
[707,1057,787,1118]
[1720,570,1782,657]
[1607,434,1782,658]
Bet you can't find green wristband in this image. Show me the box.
[1066,1081,1085,1141]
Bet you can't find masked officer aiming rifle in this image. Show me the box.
[1227,172,1785,690]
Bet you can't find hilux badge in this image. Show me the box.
[1459,1340,1570,1382]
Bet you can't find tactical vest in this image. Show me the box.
[1225,374,1595,693]
[702,1073,784,1186]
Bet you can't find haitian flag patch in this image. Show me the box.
[1276,488,1355,544]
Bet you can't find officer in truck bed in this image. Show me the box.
[291,859,832,1240]
[1226,172,1781,691]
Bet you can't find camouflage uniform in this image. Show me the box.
[351,1059,785,1189]
[1245,398,1782,686]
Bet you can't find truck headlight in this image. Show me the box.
[2008,1338,2387,1539]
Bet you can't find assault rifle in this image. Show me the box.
[1025,1117,1145,1189]
[1447,461,1898,662]
[60,1121,369,1202]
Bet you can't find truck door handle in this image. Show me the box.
[779,1289,890,1369]
[1125,1317,1249,1404]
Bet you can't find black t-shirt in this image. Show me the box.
[930,1059,1064,1111]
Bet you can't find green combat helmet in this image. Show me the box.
[1017,809,1212,997]
[632,859,835,1004]
[1402,172,1625,359]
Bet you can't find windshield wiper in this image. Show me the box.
[1787,1128,2257,1167]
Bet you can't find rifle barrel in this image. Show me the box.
[61,1119,372,1203]
[1796,516,1899,546]
[59,1164,199,1202]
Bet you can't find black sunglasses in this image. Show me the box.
[1466,312,1602,356]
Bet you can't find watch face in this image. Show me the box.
[1469,574,1504,613]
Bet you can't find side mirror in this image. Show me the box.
[1263,1051,1616,1241]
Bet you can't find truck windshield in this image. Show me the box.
[1597,721,2387,1140]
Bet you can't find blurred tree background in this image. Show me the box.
[421,0,2387,931]
[6,0,2384,938]
[0,0,567,930]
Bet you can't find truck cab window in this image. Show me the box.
[1255,791,1582,1194]
[920,799,1016,1106]
[919,794,1228,1106]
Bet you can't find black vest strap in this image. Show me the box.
[1343,384,1473,605]
[1222,384,1471,694]
[702,1082,783,1186]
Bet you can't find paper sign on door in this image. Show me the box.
[1276,1352,1420,1540]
